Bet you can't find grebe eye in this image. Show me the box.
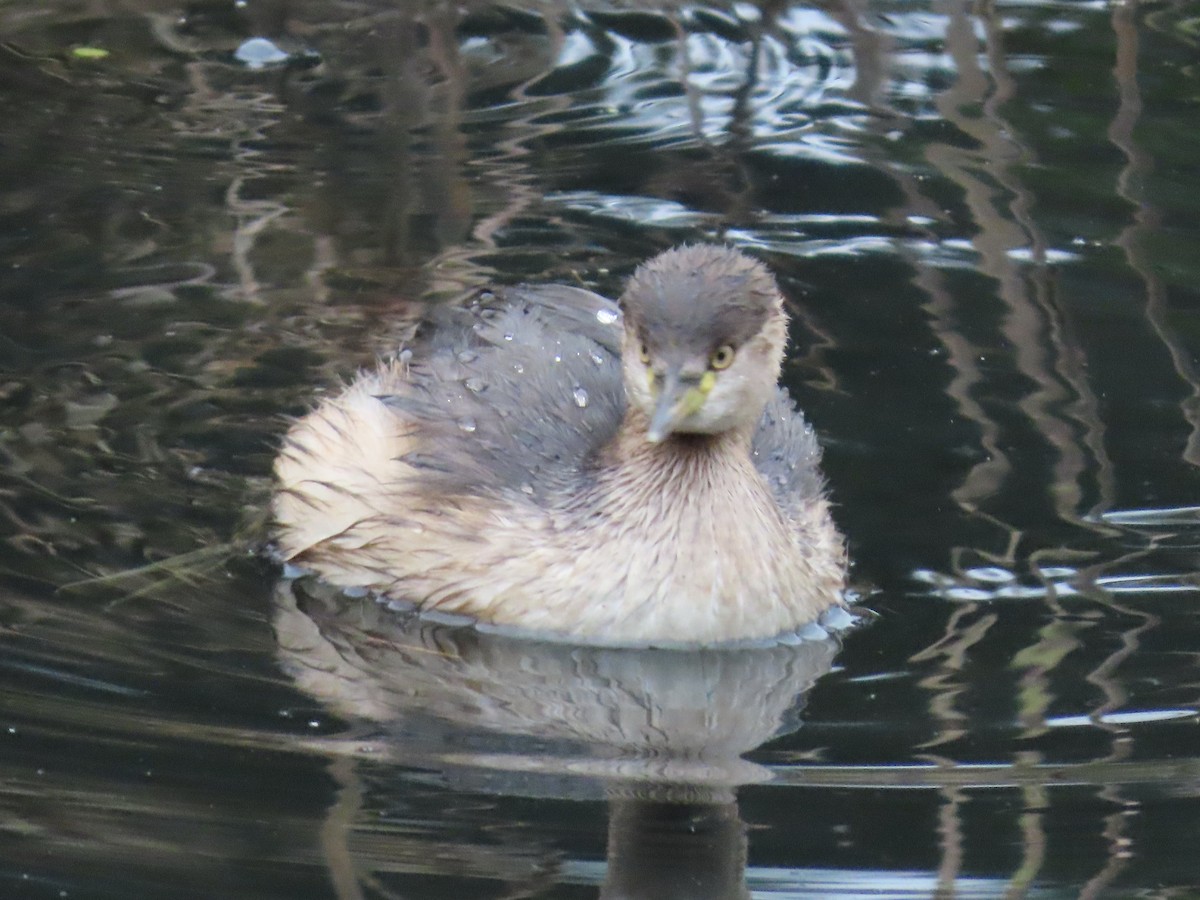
[639,342,652,365]
[710,345,735,370]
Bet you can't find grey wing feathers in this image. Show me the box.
[751,389,828,519]
[379,280,825,516]
[380,283,627,500]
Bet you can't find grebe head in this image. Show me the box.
[618,245,788,443]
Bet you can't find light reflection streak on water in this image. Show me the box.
[517,8,859,156]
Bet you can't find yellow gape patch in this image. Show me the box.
[679,381,710,418]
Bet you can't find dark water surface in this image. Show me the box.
[2,1,1199,897]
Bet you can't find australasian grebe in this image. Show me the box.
[273,245,846,646]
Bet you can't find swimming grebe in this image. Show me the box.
[272,245,845,646]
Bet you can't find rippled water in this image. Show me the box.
[2,1,1200,897]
